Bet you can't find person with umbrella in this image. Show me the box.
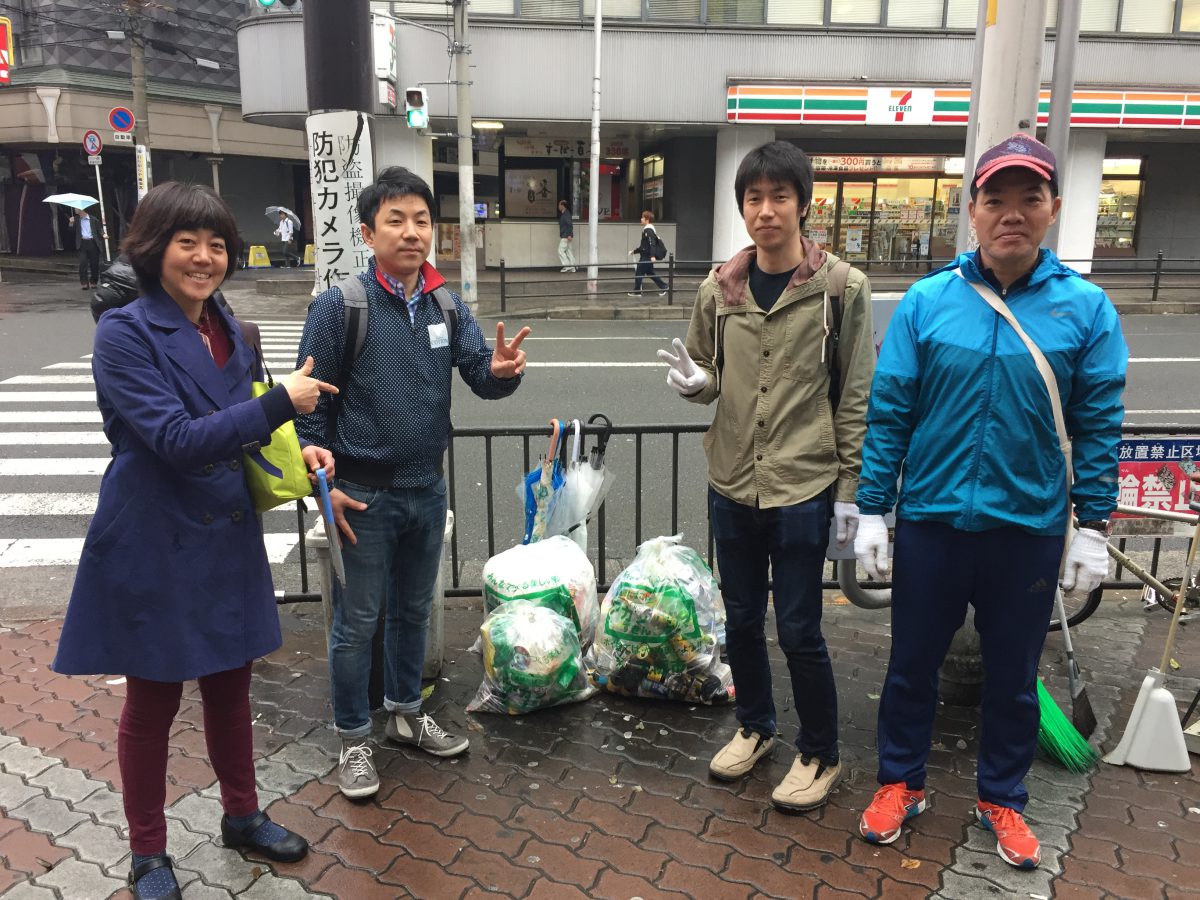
[69,203,102,289]
[273,208,297,268]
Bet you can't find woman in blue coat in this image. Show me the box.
[53,182,337,900]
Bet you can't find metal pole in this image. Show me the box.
[452,0,478,313]
[586,0,603,291]
[1153,249,1163,302]
[1045,0,1082,251]
[955,0,990,254]
[128,6,152,191]
[94,162,111,262]
[499,258,507,313]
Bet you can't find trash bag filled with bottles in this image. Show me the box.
[467,600,596,715]
[586,535,733,705]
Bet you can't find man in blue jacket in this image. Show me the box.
[853,134,1127,869]
[296,167,530,800]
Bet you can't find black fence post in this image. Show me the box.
[1152,250,1164,302]
[499,259,507,313]
[667,254,675,306]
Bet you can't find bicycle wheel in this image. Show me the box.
[1047,587,1103,632]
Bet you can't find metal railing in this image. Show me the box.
[281,422,1200,604]
[496,253,1200,311]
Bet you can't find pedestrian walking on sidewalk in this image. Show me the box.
[557,199,577,272]
[656,141,876,811]
[628,210,669,296]
[70,209,102,289]
[854,134,1127,870]
[274,210,297,267]
[295,166,531,801]
[53,182,335,900]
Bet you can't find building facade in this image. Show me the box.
[0,0,306,257]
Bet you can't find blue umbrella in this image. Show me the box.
[522,419,565,545]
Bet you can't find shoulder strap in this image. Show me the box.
[825,259,852,412]
[235,318,268,384]
[431,285,458,349]
[325,276,370,447]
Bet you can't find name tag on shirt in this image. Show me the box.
[428,322,449,348]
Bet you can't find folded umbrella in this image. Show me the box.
[547,415,616,553]
[523,419,565,545]
[316,469,345,584]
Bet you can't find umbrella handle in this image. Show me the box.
[587,413,613,468]
[570,420,582,464]
[547,419,563,460]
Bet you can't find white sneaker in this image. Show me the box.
[386,711,469,757]
[771,755,843,811]
[658,290,668,296]
[709,727,775,780]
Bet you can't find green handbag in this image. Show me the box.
[243,360,312,514]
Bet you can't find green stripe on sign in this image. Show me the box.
[1187,105,1200,116]
[727,98,804,110]
[805,98,867,111]
[1038,101,1050,112]
[1123,103,1183,115]
[1071,102,1123,114]
[934,100,970,112]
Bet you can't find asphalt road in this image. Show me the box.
[1,275,1197,617]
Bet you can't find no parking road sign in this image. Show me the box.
[109,107,135,133]
[82,130,103,156]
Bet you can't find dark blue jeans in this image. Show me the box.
[878,519,1061,810]
[633,260,667,293]
[708,487,839,764]
[328,478,448,738]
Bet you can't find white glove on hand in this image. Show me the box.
[655,338,709,397]
[855,514,891,581]
[833,501,860,549]
[1060,528,1109,596]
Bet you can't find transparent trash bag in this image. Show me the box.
[467,600,596,715]
[586,535,733,705]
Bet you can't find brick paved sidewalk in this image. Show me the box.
[0,595,1196,899]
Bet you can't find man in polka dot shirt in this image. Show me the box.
[296,166,530,800]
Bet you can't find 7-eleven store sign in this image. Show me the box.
[727,84,1200,130]
[0,17,13,86]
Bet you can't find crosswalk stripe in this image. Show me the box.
[0,533,301,567]
[0,392,97,403]
[0,493,99,515]
[2,375,95,385]
[0,411,102,423]
[0,459,110,476]
[0,432,108,445]
[43,363,92,370]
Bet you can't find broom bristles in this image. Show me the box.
[1037,678,1100,773]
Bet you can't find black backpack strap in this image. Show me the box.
[325,276,369,447]
[825,259,852,413]
[430,286,458,353]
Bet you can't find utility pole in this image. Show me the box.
[1045,0,1082,251]
[452,0,478,312]
[125,0,152,191]
[586,0,602,292]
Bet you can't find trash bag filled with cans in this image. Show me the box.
[467,600,596,715]
[482,536,600,649]
[586,535,733,705]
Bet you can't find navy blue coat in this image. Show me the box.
[54,289,291,682]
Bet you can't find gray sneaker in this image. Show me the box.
[386,711,469,757]
[337,741,379,799]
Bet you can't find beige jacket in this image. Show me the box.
[683,240,875,508]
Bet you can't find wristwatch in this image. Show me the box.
[1078,519,1111,536]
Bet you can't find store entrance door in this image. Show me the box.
[806,180,876,263]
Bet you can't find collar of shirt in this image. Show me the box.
[973,248,1042,296]
[375,266,426,324]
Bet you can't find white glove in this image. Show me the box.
[1060,528,1108,596]
[855,514,890,580]
[655,338,709,397]
[833,501,860,549]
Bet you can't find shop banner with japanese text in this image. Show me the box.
[1114,439,1199,527]
[305,111,375,293]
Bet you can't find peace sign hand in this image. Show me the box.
[491,321,531,379]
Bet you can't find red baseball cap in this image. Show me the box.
[972,133,1058,192]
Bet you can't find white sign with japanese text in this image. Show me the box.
[506,136,639,159]
[305,111,375,293]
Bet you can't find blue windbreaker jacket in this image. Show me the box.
[856,250,1127,536]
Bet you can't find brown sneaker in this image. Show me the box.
[709,727,775,780]
[771,755,843,811]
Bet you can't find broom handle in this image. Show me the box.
[1158,475,1200,674]
[1054,588,1080,676]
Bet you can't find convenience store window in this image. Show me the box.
[1095,158,1143,257]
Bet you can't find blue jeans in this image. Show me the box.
[878,519,1060,810]
[634,260,667,293]
[708,487,839,764]
[328,478,448,738]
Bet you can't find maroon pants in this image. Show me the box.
[118,663,258,854]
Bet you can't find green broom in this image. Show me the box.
[1036,679,1099,773]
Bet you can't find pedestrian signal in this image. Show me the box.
[404,87,428,129]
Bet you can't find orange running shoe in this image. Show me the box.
[859,783,927,845]
[976,801,1041,869]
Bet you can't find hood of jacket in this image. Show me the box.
[713,236,827,307]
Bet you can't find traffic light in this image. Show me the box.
[404,87,428,129]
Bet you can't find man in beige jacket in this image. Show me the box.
[657,141,875,811]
